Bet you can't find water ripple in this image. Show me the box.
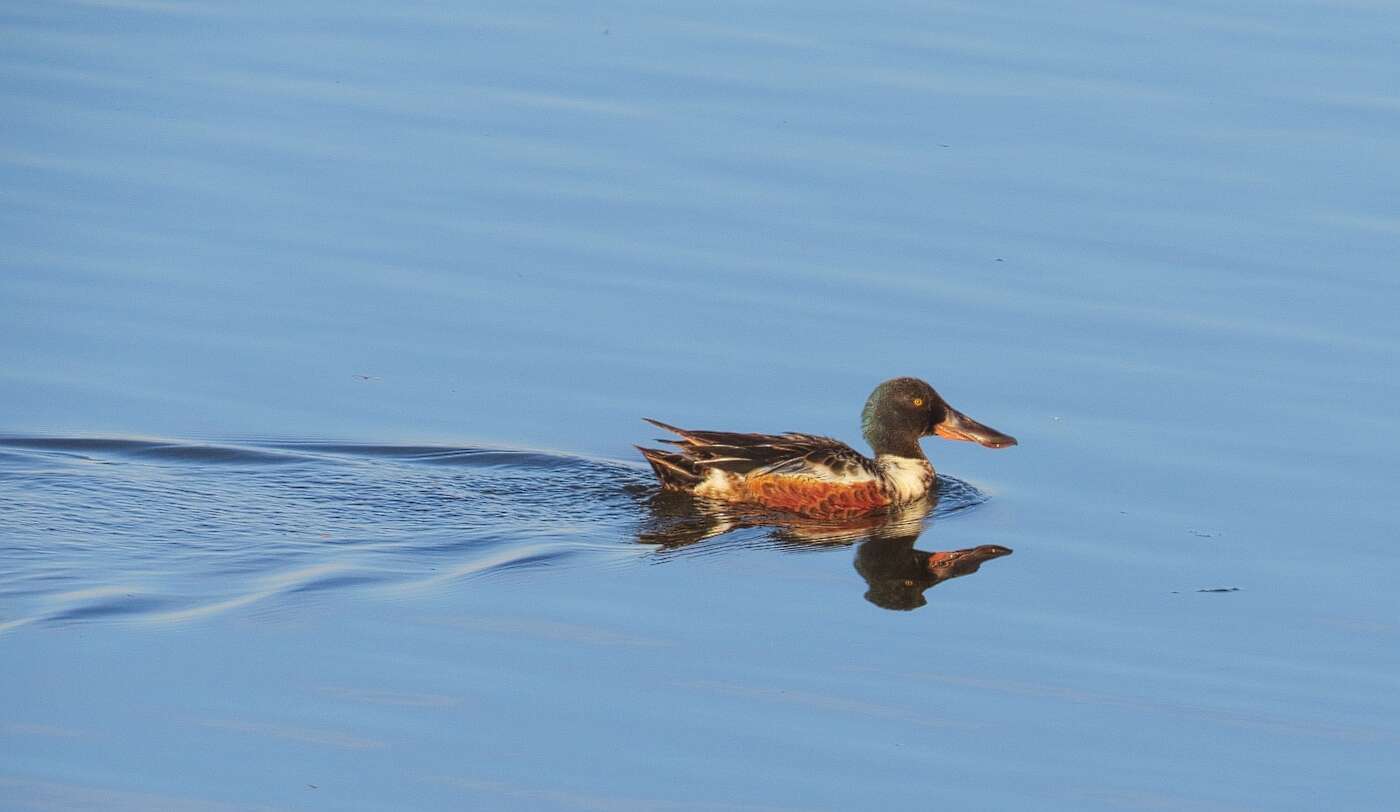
[0,434,987,630]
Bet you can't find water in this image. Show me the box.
[0,436,989,627]
[4,1,1399,809]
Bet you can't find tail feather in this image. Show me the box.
[636,446,703,491]
[642,418,687,437]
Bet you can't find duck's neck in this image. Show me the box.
[875,454,935,502]
[861,398,927,459]
[864,426,926,460]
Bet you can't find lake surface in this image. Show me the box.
[3,1,1399,809]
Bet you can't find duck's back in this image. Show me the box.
[636,420,894,518]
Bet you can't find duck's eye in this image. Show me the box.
[912,398,925,407]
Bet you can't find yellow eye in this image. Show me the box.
[912,398,924,407]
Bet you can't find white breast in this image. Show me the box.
[876,455,934,502]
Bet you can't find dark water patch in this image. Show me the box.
[478,547,581,575]
[265,442,455,457]
[0,435,311,466]
[0,436,161,454]
[127,443,307,466]
[45,592,174,623]
[280,571,391,595]
[262,441,634,473]
[412,449,586,468]
[0,449,42,465]
[403,530,529,557]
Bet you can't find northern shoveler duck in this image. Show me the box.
[637,377,1016,518]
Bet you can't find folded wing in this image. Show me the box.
[640,418,874,478]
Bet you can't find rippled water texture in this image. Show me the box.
[4,0,1400,809]
[0,435,990,630]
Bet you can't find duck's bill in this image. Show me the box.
[933,409,1018,448]
[927,544,1014,574]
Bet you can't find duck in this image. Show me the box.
[637,377,1016,519]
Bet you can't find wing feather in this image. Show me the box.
[642,419,877,482]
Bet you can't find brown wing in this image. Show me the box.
[642,419,879,482]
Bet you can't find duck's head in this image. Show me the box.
[860,377,1017,458]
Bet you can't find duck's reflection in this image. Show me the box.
[637,490,1011,612]
[856,535,1011,611]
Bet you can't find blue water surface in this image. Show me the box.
[3,1,1398,809]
